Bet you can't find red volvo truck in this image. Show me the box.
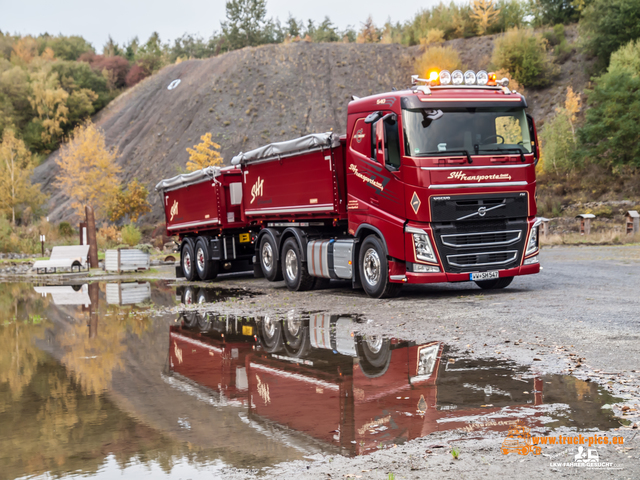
[161,70,542,297]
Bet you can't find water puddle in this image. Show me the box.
[0,281,622,479]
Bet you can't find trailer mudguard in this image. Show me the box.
[256,228,282,262]
[281,227,308,263]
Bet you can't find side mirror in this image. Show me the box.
[375,118,386,166]
[526,114,539,165]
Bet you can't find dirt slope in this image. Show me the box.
[34,27,590,224]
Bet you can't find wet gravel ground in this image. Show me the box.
[178,244,640,478]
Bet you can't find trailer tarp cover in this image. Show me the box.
[230,132,340,166]
[155,166,221,192]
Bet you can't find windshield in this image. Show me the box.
[402,107,532,156]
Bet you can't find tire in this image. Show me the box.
[356,335,392,377]
[195,237,219,281]
[181,241,197,281]
[281,238,315,291]
[282,317,310,357]
[358,235,402,299]
[475,276,514,290]
[259,235,283,282]
[182,286,197,305]
[260,316,283,353]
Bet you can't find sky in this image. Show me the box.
[1,0,441,51]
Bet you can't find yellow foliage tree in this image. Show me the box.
[415,46,462,79]
[420,29,445,46]
[0,129,46,224]
[11,36,38,64]
[107,179,152,222]
[56,121,121,221]
[563,86,581,140]
[186,133,223,172]
[470,0,501,35]
[29,68,69,145]
[356,16,380,44]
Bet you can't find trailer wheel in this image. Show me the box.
[181,241,197,281]
[358,235,401,299]
[259,235,283,282]
[281,238,315,291]
[195,238,219,281]
[475,276,514,290]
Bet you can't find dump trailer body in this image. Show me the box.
[231,133,347,221]
[156,166,246,236]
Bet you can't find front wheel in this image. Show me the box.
[475,276,514,290]
[281,238,314,291]
[358,235,401,299]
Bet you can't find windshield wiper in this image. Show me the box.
[476,147,526,163]
[416,150,472,164]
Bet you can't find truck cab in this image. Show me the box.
[344,71,541,296]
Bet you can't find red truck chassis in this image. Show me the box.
[157,72,542,298]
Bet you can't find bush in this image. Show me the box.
[581,0,640,72]
[540,111,577,174]
[58,222,74,237]
[492,27,552,88]
[121,224,142,247]
[125,64,149,87]
[414,45,462,78]
[609,38,640,73]
[420,29,445,45]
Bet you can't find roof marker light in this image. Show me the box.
[429,71,438,82]
[464,70,476,85]
[451,70,463,85]
[487,72,497,86]
[439,70,451,85]
[476,70,488,86]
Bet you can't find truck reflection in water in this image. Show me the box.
[169,305,573,457]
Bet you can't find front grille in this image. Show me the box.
[447,250,518,268]
[430,192,528,223]
[441,230,522,248]
[433,219,527,273]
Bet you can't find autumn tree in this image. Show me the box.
[470,0,501,35]
[357,16,381,43]
[186,133,223,171]
[0,129,46,224]
[56,121,121,221]
[540,87,581,174]
[107,179,151,222]
[29,68,69,145]
[11,36,38,64]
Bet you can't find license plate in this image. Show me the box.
[470,271,499,281]
[239,233,251,243]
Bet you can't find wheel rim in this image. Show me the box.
[363,248,381,286]
[184,289,193,304]
[183,252,192,276]
[262,242,273,272]
[365,335,383,354]
[263,316,276,338]
[196,247,205,272]
[286,317,301,336]
[285,248,298,281]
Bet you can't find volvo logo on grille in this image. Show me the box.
[456,203,506,221]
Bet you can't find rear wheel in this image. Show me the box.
[259,235,282,282]
[195,237,219,281]
[181,241,196,281]
[358,235,401,299]
[281,238,314,291]
[475,276,514,290]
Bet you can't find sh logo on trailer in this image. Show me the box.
[251,176,264,204]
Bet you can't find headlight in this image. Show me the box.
[525,219,542,256]
[464,70,476,85]
[410,343,440,384]
[451,70,464,85]
[476,70,488,85]
[407,226,437,263]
